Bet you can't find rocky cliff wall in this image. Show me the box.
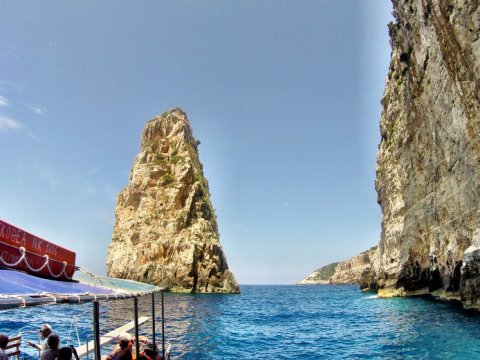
[331,247,378,285]
[298,262,339,285]
[106,108,239,293]
[298,247,378,285]
[372,0,480,309]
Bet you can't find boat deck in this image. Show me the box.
[75,316,150,357]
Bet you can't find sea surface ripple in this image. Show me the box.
[1,285,480,359]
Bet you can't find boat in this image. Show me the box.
[0,219,76,281]
[0,219,171,359]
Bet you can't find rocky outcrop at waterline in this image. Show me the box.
[298,262,339,285]
[367,0,480,309]
[106,108,239,293]
[298,247,378,285]
[331,247,378,285]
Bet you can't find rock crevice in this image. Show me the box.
[301,1,480,310]
[370,0,480,309]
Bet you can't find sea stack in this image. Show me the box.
[106,108,239,293]
[370,1,480,308]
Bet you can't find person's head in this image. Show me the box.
[57,347,73,360]
[40,324,52,339]
[46,334,60,350]
[0,334,8,350]
[141,342,156,359]
[118,337,129,350]
[143,348,155,359]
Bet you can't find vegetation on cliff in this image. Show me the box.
[106,108,239,294]
[299,247,378,285]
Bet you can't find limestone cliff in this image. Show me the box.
[371,0,480,309]
[298,262,339,285]
[298,247,378,285]
[106,108,239,293]
[331,247,378,285]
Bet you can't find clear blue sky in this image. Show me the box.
[0,1,393,284]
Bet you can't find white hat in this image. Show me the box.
[40,324,52,332]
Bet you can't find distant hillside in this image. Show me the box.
[299,246,378,285]
[298,262,339,285]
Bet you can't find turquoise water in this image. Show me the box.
[1,285,480,359]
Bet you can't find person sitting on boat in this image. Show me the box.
[106,336,132,360]
[40,334,60,360]
[0,334,8,360]
[110,333,133,354]
[26,324,53,351]
[57,346,80,360]
[138,341,163,360]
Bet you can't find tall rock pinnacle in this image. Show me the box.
[106,108,239,293]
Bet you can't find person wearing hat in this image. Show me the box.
[26,324,53,351]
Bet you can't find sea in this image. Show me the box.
[1,285,480,359]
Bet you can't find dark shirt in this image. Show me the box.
[107,348,132,360]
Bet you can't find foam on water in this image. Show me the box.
[1,285,480,359]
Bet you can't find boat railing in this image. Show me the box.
[19,330,44,357]
[5,333,22,359]
[82,334,116,360]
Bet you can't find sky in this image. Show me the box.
[0,1,393,284]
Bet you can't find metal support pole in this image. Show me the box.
[151,292,156,359]
[93,301,101,360]
[162,291,165,359]
[134,297,140,360]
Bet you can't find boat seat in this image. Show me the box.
[5,334,21,359]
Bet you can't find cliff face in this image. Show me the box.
[372,0,480,308]
[298,262,339,285]
[106,108,239,293]
[331,247,378,285]
[298,247,378,285]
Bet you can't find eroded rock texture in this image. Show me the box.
[298,247,378,285]
[372,0,480,308]
[106,108,239,293]
[331,247,379,285]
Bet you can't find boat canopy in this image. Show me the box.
[0,268,164,309]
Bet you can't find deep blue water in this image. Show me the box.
[1,285,480,359]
